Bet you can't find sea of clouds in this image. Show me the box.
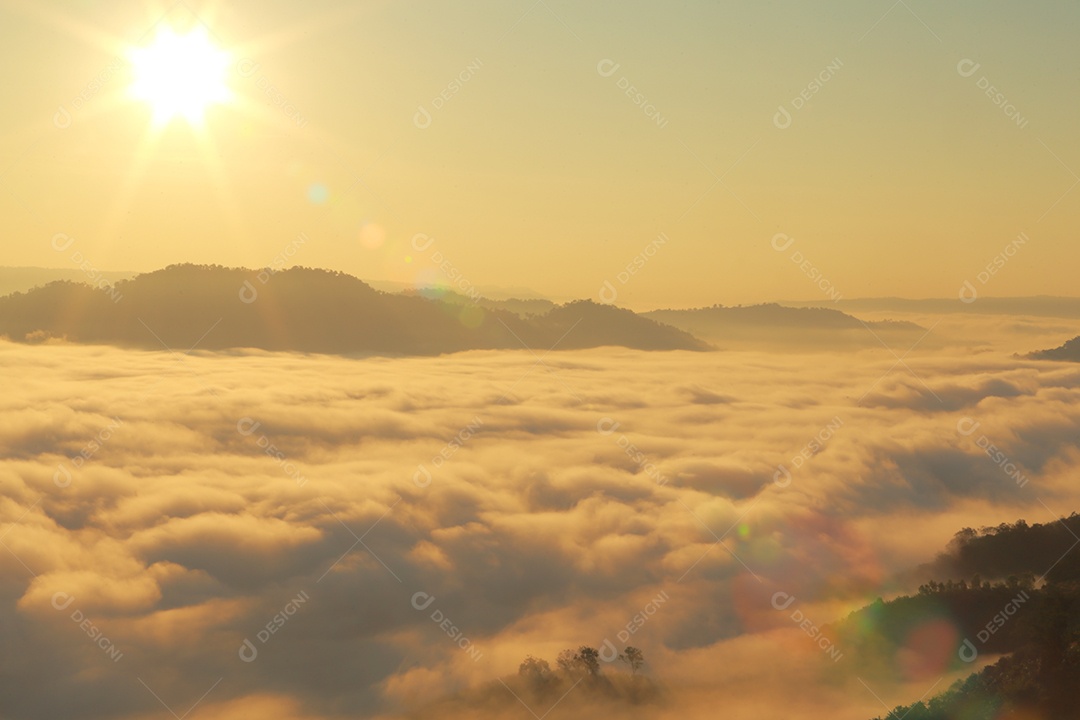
[2,319,1079,719]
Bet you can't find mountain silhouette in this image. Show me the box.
[0,265,136,297]
[787,295,1080,319]
[0,264,708,355]
[1029,335,1080,361]
[405,287,556,317]
[643,303,924,349]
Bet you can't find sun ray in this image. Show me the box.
[97,119,169,250]
[224,3,368,60]
[3,0,124,56]
[192,122,252,254]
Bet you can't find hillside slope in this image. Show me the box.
[0,264,708,355]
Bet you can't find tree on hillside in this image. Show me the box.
[519,656,552,682]
[518,655,556,693]
[619,646,645,675]
[557,646,602,679]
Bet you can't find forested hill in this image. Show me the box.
[844,516,1080,719]
[0,264,708,355]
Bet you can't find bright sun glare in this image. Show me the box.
[128,26,232,127]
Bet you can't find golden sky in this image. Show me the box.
[1,0,1078,307]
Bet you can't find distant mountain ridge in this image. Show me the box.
[0,266,136,297]
[404,287,556,317]
[1028,335,1080,362]
[0,264,707,355]
[0,266,954,355]
[786,296,1080,319]
[643,303,925,349]
[646,303,922,329]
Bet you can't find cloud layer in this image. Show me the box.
[2,331,1080,719]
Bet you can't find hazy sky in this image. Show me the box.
[1,0,1078,306]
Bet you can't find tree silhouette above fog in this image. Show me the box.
[619,646,645,675]
[556,646,602,679]
[517,645,650,693]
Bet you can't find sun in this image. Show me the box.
[128,25,233,127]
